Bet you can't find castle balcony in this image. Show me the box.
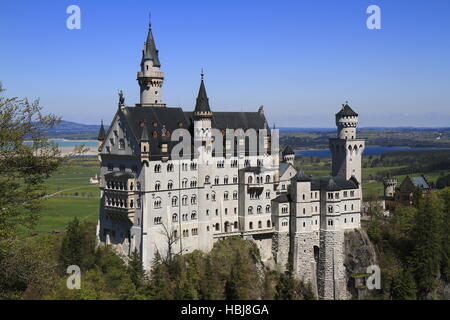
[105,205,135,223]
[137,70,164,79]
[241,228,274,236]
[213,231,241,239]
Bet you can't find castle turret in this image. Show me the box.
[140,121,150,164]
[329,103,365,184]
[97,120,106,151]
[193,71,213,154]
[282,145,295,165]
[137,22,165,106]
[383,176,397,199]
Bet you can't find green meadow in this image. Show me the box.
[31,158,101,234]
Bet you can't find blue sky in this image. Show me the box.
[1,0,449,127]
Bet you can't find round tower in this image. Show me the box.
[137,22,165,106]
[383,177,397,199]
[336,102,358,140]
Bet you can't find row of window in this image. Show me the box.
[106,197,141,209]
[106,180,139,191]
[154,162,198,173]
[248,205,271,214]
[247,175,271,184]
[327,190,356,200]
[107,164,138,173]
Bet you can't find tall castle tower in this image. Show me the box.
[193,72,215,252]
[137,22,165,106]
[329,103,365,184]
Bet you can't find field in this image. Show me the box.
[30,157,101,234]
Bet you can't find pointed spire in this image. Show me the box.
[194,71,212,116]
[97,120,106,141]
[141,20,160,67]
[140,122,150,141]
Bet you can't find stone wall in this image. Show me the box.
[318,230,348,300]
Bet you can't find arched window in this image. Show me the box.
[182,196,188,206]
[224,191,229,201]
[214,176,219,185]
[215,223,220,231]
[224,176,229,184]
[257,206,262,214]
[182,178,188,188]
[167,181,173,190]
[233,176,238,184]
[191,211,197,220]
[234,221,238,229]
[172,196,178,207]
[205,176,210,184]
[233,191,238,200]
[258,221,262,229]
[266,205,271,213]
[154,198,162,208]
[191,195,197,205]
[248,176,253,184]
[249,222,253,229]
[267,220,271,228]
[248,206,253,214]
[266,190,270,199]
[282,206,288,214]
[172,213,178,222]
[211,192,216,201]
[154,164,161,173]
[266,175,271,183]
[155,181,161,191]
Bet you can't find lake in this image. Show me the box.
[296,146,449,158]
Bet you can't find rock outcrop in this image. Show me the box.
[344,229,377,299]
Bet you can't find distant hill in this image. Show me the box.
[44,121,450,140]
[45,121,108,140]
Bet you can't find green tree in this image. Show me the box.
[128,248,145,289]
[410,194,444,298]
[275,260,298,300]
[390,269,417,300]
[59,219,96,272]
[0,82,62,241]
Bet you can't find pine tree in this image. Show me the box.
[59,218,83,270]
[128,248,145,289]
[390,269,416,300]
[410,194,444,298]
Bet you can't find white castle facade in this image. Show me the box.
[96,23,365,300]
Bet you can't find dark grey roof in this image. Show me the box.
[141,24,161,68]
[194,78,212,115]
[272,193,290,203]
[411,176,430,189]
[282,145,295,156]
[295,169,312,182]
[120,105,271,160]
[336,104,358,117]
[104,171,135,179]
[97,120,106,140]
[310,176,358,191]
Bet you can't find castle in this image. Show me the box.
[96,22,365,300]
